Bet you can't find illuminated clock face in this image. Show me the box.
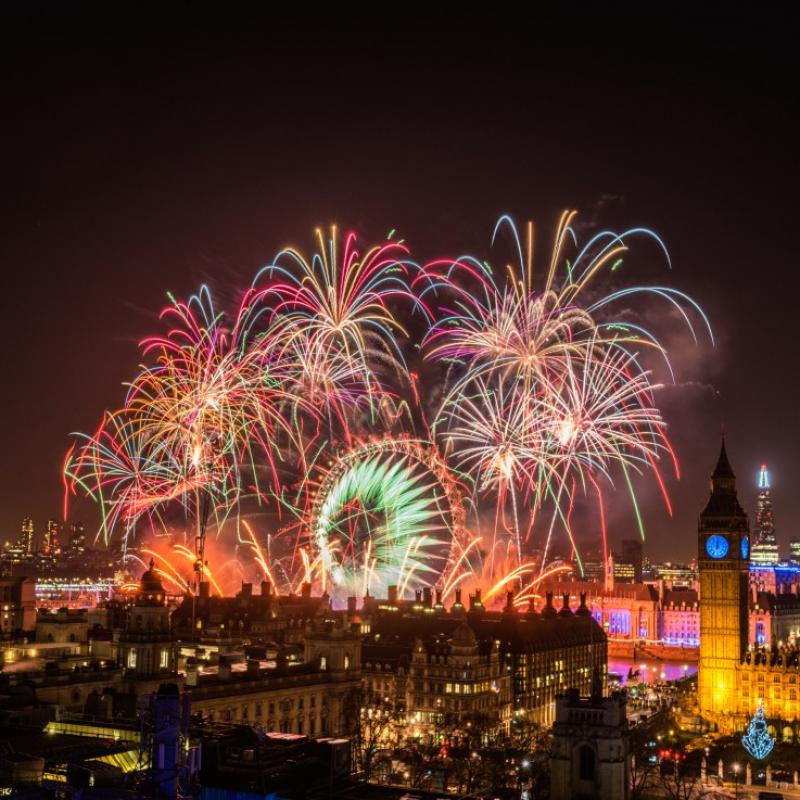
[706,534,729,559]
[741,536,749,559]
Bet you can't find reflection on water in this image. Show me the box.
[609,658,697,685]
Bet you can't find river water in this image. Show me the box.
[608,658,697,685]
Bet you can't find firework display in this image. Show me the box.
[309,437,468,602]
[64,216,711,605]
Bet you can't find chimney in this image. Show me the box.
[414,590,422,605]
[347,596,357,615]
[423,587,432,608]
[185,661,199,686]
[302,582,312,598]
[454,589,463,607]
[387,585,398,605]
[240,583,252,599]
[199,582,210,600]
[504,590,515,612]
[435,590,443,608]
[261,581,272,597]
[470,589,483,611]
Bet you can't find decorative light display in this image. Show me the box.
[741,701,775,761]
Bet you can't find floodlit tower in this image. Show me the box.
[698,437,749,721]
[750,465,779,565]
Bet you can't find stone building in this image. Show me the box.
[187,620,362,737]
[170,580,330,647]
[550,675,631,800]
[359,586,607,739]
[0,577,35,635]
[112,561,176,678]
[36,608,89,644]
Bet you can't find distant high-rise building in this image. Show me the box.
[20,517,34,555]
[43,518,61,555]
[620,539,643,583]
[790,538,800,565]
[69,521,86,557]
[751,465,779,565]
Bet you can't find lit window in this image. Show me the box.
[127,649,137,669]
[160,649,169,669]
[344,655,350,670]
[320,656,327,671]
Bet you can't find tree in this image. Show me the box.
[353,689,403,781]
[741,700,775,761]
[658,764,709,800]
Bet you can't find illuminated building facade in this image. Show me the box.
[749,590,800,648]
[533,578,660,642]
[661,588,700,646]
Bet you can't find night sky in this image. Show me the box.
[2,7,798,562]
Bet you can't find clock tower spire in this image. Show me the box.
[698,435,750,722]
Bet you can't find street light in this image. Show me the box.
[732,762,740,800]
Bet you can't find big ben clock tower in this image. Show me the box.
[698,438,750,720]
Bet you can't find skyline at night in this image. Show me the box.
[3,8,798,564]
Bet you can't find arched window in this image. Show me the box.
[579,745,595,781]
[344,654,350,671]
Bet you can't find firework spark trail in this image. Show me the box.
[425,213,712,578]
[66,216,710,607]
[251,227,431,438]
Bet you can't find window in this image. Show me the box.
[320,656,327,671]
[344,654,350,670]
[127,649,137,669]
[255,703,262,717]
[579,745,595,781]
[160,649,169,669]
